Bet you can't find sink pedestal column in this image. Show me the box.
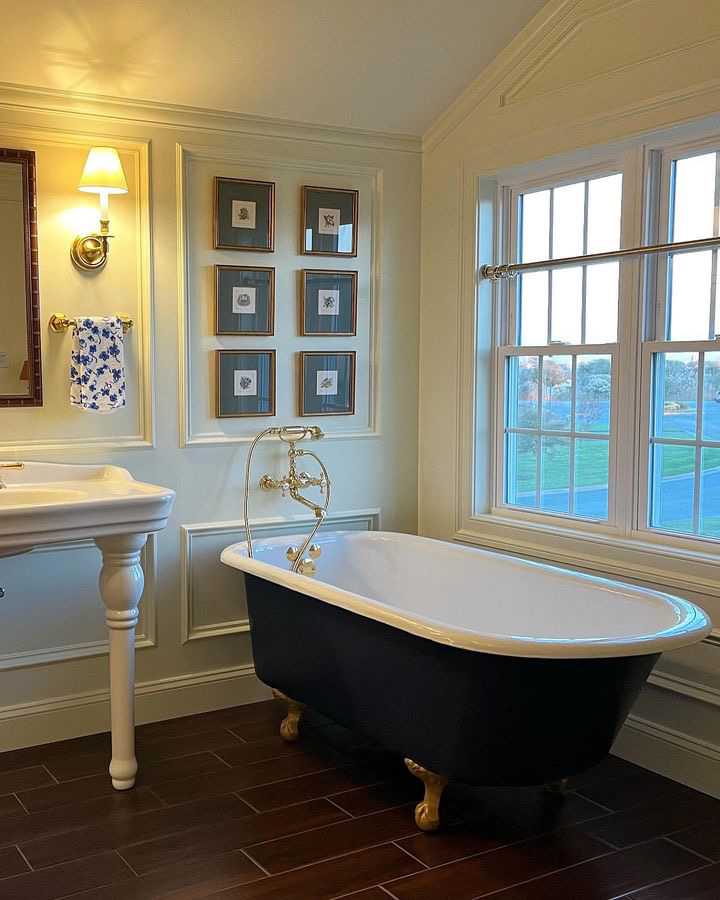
[95,533,147,790]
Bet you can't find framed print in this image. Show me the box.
[299,351,356,416]
[214,177,275,251]
[216,349,275,418]
[215,265,275,335]
[301,186,358,257]
[301,269,357,336]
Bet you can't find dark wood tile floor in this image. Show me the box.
[0,699,718,898]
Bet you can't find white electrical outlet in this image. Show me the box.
[0,350,10,369]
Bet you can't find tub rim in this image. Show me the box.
[220,529,712,658]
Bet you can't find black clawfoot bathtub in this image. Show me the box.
[221,531,711,831]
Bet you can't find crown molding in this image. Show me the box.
[0,81,421,155]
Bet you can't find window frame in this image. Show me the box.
[490,152,633,537]
[635,133,720,547]
[482,134,720,558]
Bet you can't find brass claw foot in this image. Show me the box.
[272,689,305,742]
[405,758,448,832]
[545,777,569,794]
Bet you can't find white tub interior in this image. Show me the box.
[221,530,712,658]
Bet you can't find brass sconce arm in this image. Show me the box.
[71,231,113,272]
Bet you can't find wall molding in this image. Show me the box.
[647,669,720,709]
[615,663,720,798]
[0,124,156,454]
[0,535,157,671]
[0,81,420,155]
[180,508,381,642]
[615,713,720,800]
[0,662,268,752]
[176,143,383,446]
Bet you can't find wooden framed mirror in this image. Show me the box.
[0,148,42,407]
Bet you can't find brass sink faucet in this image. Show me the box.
[0,462,23,490]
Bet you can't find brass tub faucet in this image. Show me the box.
[243,427,331,575]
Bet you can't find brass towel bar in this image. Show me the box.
[49,312,134,334]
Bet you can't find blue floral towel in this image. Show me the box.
[70,317,126,412]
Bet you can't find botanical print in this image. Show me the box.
[318,288,340,316]
[316,369,338,396]
[232,285,256,315]
[234,369,257,396]
[70,317,126,412]
[232,199,256,229]
[318,207,341,235]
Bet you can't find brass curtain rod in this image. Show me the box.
[49,312,134,334]
[481,235,720,280]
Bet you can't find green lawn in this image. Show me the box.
[514,437,607,493]
[513,440,720,493]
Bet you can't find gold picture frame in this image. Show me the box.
[300,269,358,336]
[215,265,275,336]
[300,185,358,257]
[216,349,276,418]
[214,176,275,252]
[298,350,356,416]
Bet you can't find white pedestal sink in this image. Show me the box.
[0,462,175,789]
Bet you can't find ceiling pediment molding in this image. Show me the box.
[424,0,720,154]
[423,0,582,152]
[501,0,720,109]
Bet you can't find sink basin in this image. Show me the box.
[0,487,88,506]
[0,462,175,555]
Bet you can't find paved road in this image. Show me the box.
[517,466,720,532]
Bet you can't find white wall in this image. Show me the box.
[419,0,720,796]
[0,88,420,749]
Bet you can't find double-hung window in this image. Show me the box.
[643,147,720,539]
[490,135,720,550]
[498,170,622,524]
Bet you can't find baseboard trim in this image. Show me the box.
[613,713,720,800]
[0,663,270,752]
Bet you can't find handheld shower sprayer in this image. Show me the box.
[243,425,331,575]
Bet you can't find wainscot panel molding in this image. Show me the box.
[0,81,419,752]
[0,536,156,671]
[181,509,381,642]
[177,143,383,446]
[0,663,267,752]
[0,124,155,454]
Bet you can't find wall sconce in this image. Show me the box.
[70,146,128,272]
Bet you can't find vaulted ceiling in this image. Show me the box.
[0,0,547,134]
